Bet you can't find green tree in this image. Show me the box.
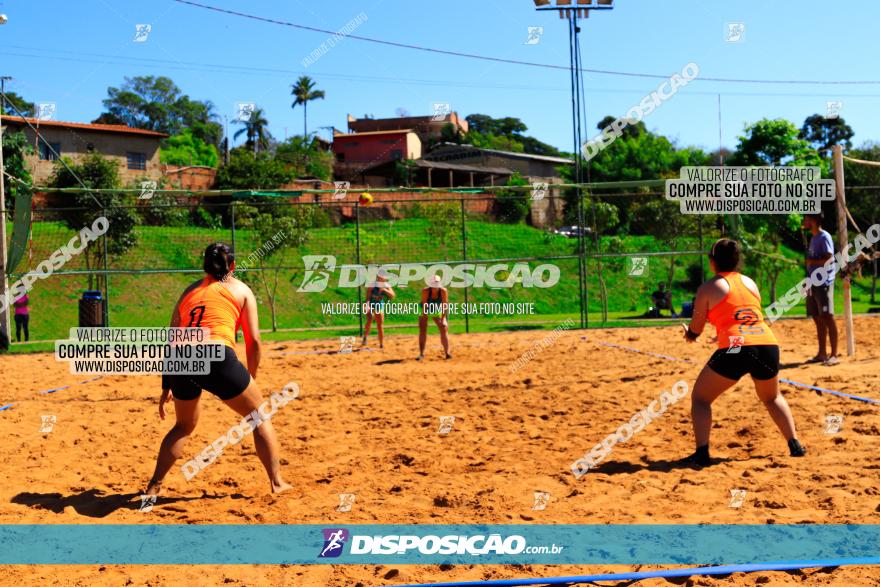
[799,114,854,159]
[233,107,271,154]
[585,199,619,233]
[214,150,293,190]
[728,118,823,169]
[467,131,524,153]
[735,215,801,302]
[439,123,463,144]
[234,203,314,331]
[423,201,461,259]
[463,113,562,156]
[160,130,220,167]
[1,92,34,117]
[588,121,709,183]
[50,154,139,290]
[560,121,708,230]
[728,118,827,294]
[91,112,126,125]
[1,131,33,209]
[394,159,417,187]
[495,172,531,224]
[97,76,223,146]
[275,135,334,180]
[466,114,527,136]
[176,96,223,146]
[290,76,325,136]
[632,199,700,291]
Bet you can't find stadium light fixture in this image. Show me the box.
[531,0,616,328]
[534,0,614,19]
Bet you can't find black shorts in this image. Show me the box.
[165,346,251,401]
[707,344,780,381]
[806,283,834,317]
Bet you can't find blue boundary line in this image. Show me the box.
[39,385,70,395]
[780,378,880,405]
[1,375,104,412]
[384,558,880,586]
[591,339,696,364]
[589,338,879,405]
[39,375,103,394]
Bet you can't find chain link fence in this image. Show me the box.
[5,186,870,343]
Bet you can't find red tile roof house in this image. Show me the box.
[331,128,422,183]
[2,116,168,186]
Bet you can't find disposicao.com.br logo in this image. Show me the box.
[297,255,560,292]
[317,529,563,558]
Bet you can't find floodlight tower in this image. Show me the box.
[533,0,615,328]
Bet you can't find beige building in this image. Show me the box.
[2,116,167,185]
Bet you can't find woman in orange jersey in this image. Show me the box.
[146,243,291,495]
[682,238,805,466]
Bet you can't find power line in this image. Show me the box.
[0,47,569,92]
[8,44,880,99]
[173,0,880,86]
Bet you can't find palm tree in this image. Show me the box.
[291,76,325,136]
[232,107,270,153]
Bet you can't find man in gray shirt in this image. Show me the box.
[803,213,838,366]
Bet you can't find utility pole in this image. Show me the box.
[223,114,230,165]
[0,75,12,345]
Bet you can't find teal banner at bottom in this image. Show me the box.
[0,524,879,565]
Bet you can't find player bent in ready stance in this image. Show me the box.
[417,274,451,360]
[146,243,292,495]
[682,238,806,466]
[362,272,395,349]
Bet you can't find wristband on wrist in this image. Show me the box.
[685,327,700,341]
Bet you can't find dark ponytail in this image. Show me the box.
[708,238,741,272]
[203,242,234,280]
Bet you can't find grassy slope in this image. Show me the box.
[6,218,878,350]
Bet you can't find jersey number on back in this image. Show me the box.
[734,308,764,335]
[187,305,206,327]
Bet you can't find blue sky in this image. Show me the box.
[1,0,879,153]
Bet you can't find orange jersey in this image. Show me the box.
[177,278,241,348]
[707,272,777,349]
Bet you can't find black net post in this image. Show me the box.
[102,206,110,326]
